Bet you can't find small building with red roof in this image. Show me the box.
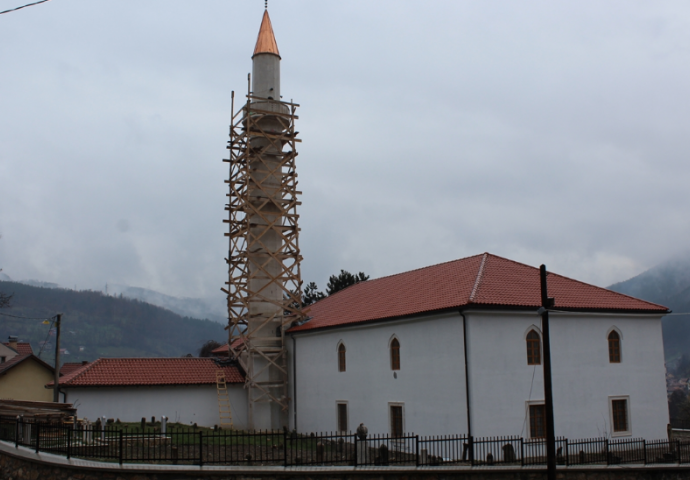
[0,336,55,402]
[49,357,247,428]
[285,253,670,440]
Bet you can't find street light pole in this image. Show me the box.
[53,313,62,402]
[539,265,556,480]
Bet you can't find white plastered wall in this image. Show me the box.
[63,384,248,429]
[288,312,468,436]
[289,309,668,440]
[465,311,668,439]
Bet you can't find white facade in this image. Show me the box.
[287,309,669,440]
[64,385,248,429]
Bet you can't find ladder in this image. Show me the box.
[216,370,234,429]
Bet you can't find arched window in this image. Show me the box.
[390,338,400,370]
[608,331,621,363]
[338,343,346,372]
[526,330,541,365]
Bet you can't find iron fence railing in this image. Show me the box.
[1,416,689,467]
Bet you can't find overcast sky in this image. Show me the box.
[1,1,690,304]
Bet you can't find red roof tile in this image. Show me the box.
[3,342,33,355]
[211,338,245,356]
[289,253,669,333]
[51,357,244,388]
[60,362,89,376]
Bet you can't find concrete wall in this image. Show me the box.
[64,384,247,429]
[288,310,668,440]
[0,358,54,402]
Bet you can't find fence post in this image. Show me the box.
[35,423,39,454]
[605,438,609,466]
[415,435,419,467]
[565,438,569,466]
[469,435,474,466]
[677,440,681,464]
[354,433,358,466]
[67,425,72,460]
[198,430,203,467]
[283,429,288,467]
[15,417,19,448]
[643,439,647,465]
[119,430,123,465]
[520,437,524,466]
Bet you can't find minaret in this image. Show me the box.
[224,7,304,430]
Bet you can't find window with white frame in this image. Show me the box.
[389,403,404,437]
[610,396,631,436]
[337,402,348,432]
[528,403,546,439]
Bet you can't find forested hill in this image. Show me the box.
[608,255,690,364]
[0,281,227,366]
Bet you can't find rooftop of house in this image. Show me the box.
[2,342,33,355]
[211,338,245,356]
[60,361,89,376]
[0,354,55,376]
[289,252,669,334]
[49,357,245,388]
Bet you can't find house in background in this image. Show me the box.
[0,336,55,402]
[51,357,247,428]
[286,253,670,440]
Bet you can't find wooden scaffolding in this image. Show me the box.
[222,89,304,429]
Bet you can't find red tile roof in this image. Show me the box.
[60,362,89,376]
[289,253,669,333]
[51,357,244,388]
[3,342,33,355]
[211,338,245,356]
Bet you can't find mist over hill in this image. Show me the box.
[608,254,690,364]
[0,281,227,366]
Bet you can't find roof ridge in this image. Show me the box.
[469,253,489,302]
[329,253,488,297]
[61,357,100,385]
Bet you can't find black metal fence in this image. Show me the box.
[1,416,689,467]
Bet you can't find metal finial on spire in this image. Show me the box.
[265,0,267,9]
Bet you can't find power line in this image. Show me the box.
[0,312,56,320]
[37,316,56,359]
[0,0,51,15]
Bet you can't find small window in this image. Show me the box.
[390,404,404,437]
[611,398,629,434]
[390,338,400,370]
[338,343,346,372]
[608,331,621,363]
[0,356,5,364]
[526,330,541,365]
[529,404,546,439]
[337,402,348,432]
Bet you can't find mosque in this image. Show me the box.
[58,8,671,441]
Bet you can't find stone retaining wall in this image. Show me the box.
[5,441,690,480]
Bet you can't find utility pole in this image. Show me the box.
[53,313,62,402]
[539,265,556,480]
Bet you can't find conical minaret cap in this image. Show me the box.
[253,10,280,58]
